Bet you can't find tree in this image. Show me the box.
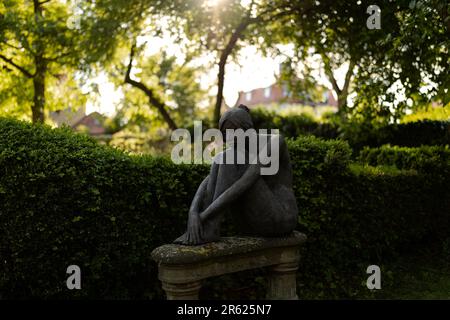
[124,43,178,130]
[122,40,207,130]
[264,0,449,122]
[0,0,186,123]
[180,0,296,124]
[0,0,84,123]
[352,0,449,122]
[82,0,199,130]
[261,0,378,119]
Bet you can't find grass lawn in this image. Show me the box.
[201,241,450,300]
[374,245,450,299]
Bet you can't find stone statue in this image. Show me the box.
[174,105,298,245]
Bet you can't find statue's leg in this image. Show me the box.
[200,162,244,243]
[174,161,241,245]
[174,161,221,245]
[240,178,298,236]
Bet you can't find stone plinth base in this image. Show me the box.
[151,231,306,300]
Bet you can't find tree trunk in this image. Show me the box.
[337,92,349,109]
[32,56,46,123]
[214,59,226,125]
[211,3,299,124]
[336,60,356,121]
[31,0,46,123]
[336,93,349,120]
[321,54,355,122]
[213,18,256,125]
[125,44,178,131]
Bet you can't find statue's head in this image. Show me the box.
[219,104,254,136]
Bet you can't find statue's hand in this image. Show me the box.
[186,213,204,245]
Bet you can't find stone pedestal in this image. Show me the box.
[267,262,299,300]
[162,281,202,300]
[151,231,306,300]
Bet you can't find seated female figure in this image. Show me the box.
[174,105,298,245]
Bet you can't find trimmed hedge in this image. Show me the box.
[358,145,450,173]
[287,139,449,297]
[251,108,340,140]
[250,109,450,150]
[0,118,208,299]
[342,120,450,151]
[0,118,449,299]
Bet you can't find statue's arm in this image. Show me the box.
[199,134,280,222]
[188,176,209,216]
[199,163,260,222]
[183,175,209,244]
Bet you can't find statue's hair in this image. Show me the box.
[219,104,253,131]
[237,104,250,113]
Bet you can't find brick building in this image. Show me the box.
[234,83,337,109]
[71,112,107,136]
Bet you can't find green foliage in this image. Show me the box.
[353,0,449,117]
[370,245,450,299]
[109,128,172,155]
[250,109,450,151]
[251,108,340,140]
[358,145,450,172]
[0,118,448,299]
[402,104,450,123]
[115,50,207,127]
[0,0,87,120]
[342,120,450,151]
[286,137,447,297]
[260,0,449,121]
[0,118,208,298]
[76,0,192,65]
[182,0,252,52]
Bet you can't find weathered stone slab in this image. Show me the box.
[152,231,306,264]
[151,231,306,300]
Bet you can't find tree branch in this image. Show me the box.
[341,59,356,98]
[321,52,341,95]
[0,54,34,78]
[1,41,23,51]
[212,2,310,123]
[124,43,178,130]
[44,51,72,62]
[219,17,258,64]
[213,16,257,122]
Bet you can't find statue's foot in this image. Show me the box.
[173,232,220,245]
[173,232,189,245]
[173,232,204,245]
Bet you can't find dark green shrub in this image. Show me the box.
[357,145,450,173]
[250,110,449,150]
[0,118,448,299]
[342,120,450,151]
[250,108,340,140]
[287,139,449,297]
[0,118,208,299]
[389,120,450,147]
